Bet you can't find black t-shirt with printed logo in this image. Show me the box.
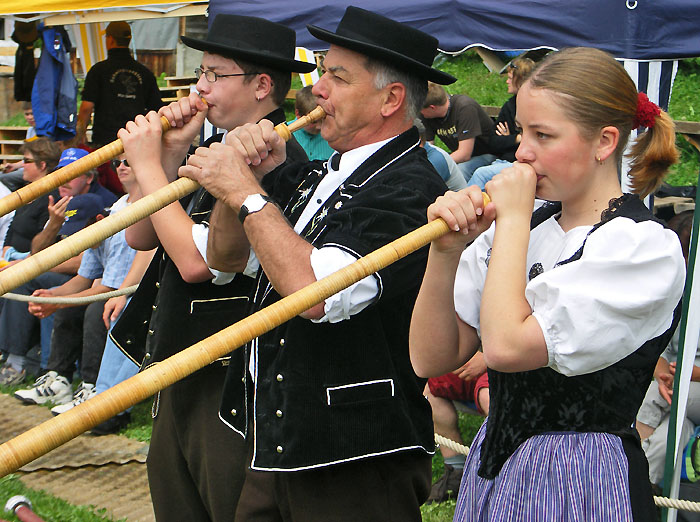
[421,94,494,157]
[81,48,163,146]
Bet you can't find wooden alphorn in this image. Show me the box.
[0,216,453,477]
[0,106,327,298]
[0,116,172,219]
[0,105,326,219]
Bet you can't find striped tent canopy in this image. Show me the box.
[0,0,199,16]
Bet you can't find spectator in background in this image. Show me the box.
[425,351,489,504]
[2,138,61,265]
[636,210,700,485]
[0,148,109,386]
[90,246,156,434]
[29,148,117,257]
[14,158,140,415]
[420,82,496,181]
[467,57,536,189]
[292,85,335,161]
[76,21,162,195]
[415,118,467,192]
[0,103,39,191]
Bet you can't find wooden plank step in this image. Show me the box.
[0,127,29,141]
[164,76,196,87]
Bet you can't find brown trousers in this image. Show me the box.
[147,363,247,521]
[234,447,432,522]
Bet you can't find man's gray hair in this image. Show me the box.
[364,58,428,121]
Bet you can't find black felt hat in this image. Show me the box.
[307,7,455,85]
[181,14,317,74]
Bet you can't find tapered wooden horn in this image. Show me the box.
[0,216,451,477]
[0,106,327,298]
[0,117,171,218]
[0,105,326,219]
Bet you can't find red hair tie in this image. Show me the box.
[633,92,661,130]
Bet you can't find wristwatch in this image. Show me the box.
[238,194,274,224]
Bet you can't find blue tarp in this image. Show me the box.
[209,0,700,60]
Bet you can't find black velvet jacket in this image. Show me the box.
[111,108,307,369]
[219,127,448,470]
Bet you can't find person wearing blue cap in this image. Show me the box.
[15,160,141,428]
[30,148,117,257]
[0,147,114,387]
[183,6,452,520]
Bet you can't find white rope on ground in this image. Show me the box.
[434,433,700,512]
[654,496,700,512]
[0,285,138,305]
[435,433,470,457]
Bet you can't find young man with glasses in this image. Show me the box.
[108,14,314,520]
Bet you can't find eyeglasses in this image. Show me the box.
[22,157,36,164]
[194,67,260,83]
[111,159,129,170]
[508,63,518,70]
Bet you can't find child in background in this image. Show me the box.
[292,85,335,161]
[0,103,38,191]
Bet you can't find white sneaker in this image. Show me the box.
[14,371,72,405]
[51,382,96,415]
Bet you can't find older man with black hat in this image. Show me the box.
[182,6,454,521]
[109,14,315,521]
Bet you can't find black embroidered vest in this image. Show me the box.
[479,195,682,479]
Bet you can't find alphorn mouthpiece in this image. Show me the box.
[274,106,326,141]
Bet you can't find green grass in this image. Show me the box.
[0,474,122,521]
[119,399,153,442]
[436,52,511,106]
[668,58,700,122]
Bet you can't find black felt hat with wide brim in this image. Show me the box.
[307,6,455,85]
[181,14,317,74]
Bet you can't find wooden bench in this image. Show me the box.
[161,76,196,103]
[0,127,29,160]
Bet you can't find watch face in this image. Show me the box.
[244,194,267,213]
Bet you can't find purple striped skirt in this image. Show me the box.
[454,421,634,521]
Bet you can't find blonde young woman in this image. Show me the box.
[410,47,685,521]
